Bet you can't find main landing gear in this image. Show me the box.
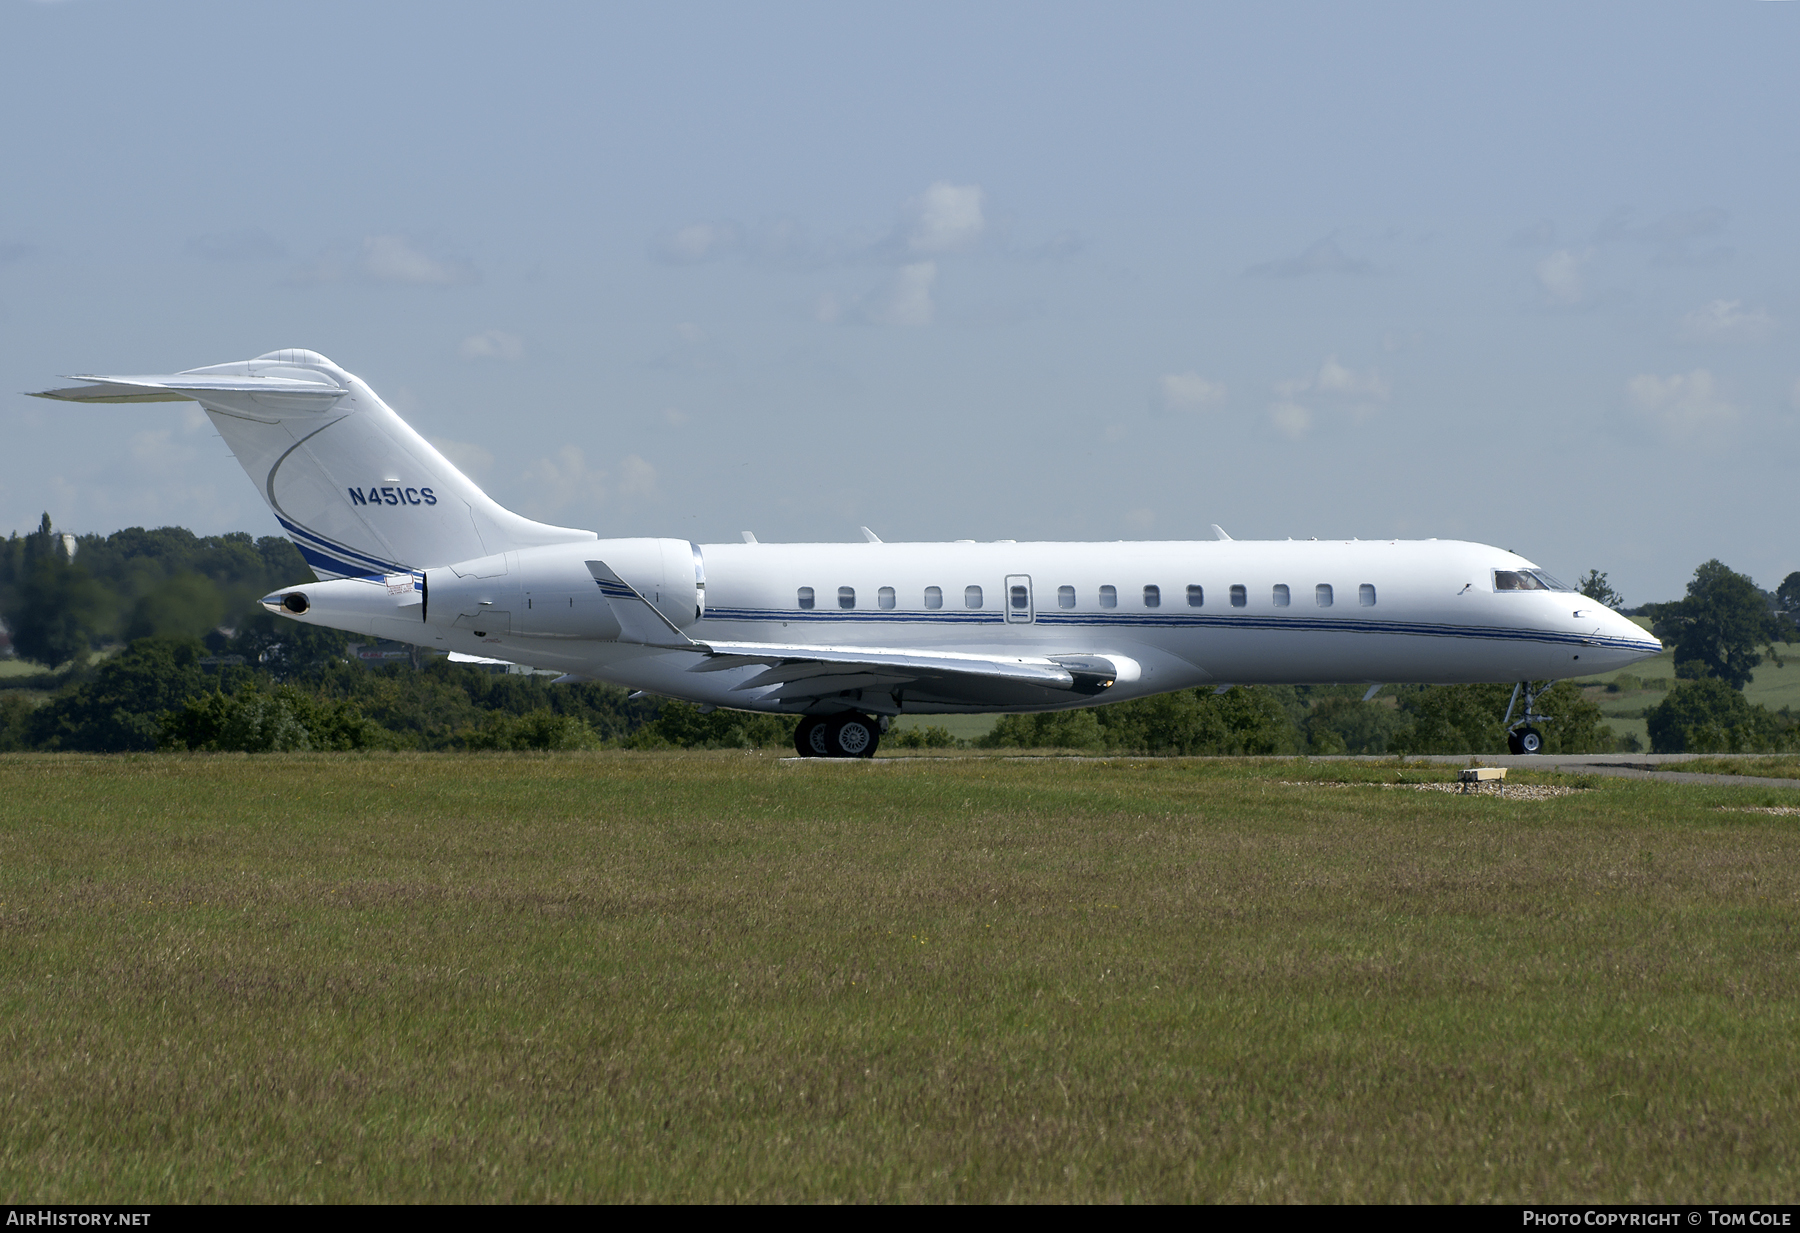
[1503,681,1551,755]
[794,713,881,759]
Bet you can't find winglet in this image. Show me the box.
[860,526,882,543]
[585,560,698,649]
[1210,524,1232,541]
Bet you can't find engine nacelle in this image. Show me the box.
[264,538,704,645]
[425,538,703,641]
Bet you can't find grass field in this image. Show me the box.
[2,751,1798,1202]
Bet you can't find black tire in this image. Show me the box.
[1507,730,1525,755]
[826,713,879,759]
[1517,727,1543,755]
[795,716,829,758]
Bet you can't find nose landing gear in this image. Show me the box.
[1503,682,1551,755]
[793,713,881,758]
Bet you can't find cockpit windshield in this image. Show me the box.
[1493,569,1573,592]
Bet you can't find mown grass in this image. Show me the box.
[1667,756,1800,781]
[1,751,1797,1203]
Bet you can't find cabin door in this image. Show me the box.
[1005,574,1035,624]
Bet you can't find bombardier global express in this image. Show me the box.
[34,350,1663,757]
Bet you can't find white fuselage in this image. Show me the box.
[296,535,1663,716]
[35,350,1664,720]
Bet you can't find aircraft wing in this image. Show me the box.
[586,559,1119,707]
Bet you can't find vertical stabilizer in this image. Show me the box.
[32,350,595,576]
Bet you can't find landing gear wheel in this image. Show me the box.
[1508,727,1544,755]
[795,716,830,758]
[826,713,879,759]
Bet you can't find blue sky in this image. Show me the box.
[4,1,1798,605]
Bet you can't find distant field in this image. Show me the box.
[887,713,998,742]
[1,750,1796,1202]
[1573,630,1800,748]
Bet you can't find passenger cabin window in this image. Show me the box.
[1359,583,1377,607]
[1143,585,1161,608]
[1010,584,1029,611]
[924,586,943,609]
[1058,585,1076,609]
[797,586,814,610]
[1187,584,1203,608]
[1099,585,1117,609]
[1272,584,1290,607]
[1230,584,1247,608]
[838,586,856,609]
[965,585,984,609]
[1316,583,1333,608]
[878,586,896,610]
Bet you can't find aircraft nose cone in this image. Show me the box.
[1601,608,1662,658]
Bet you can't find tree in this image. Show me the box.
[2,514,106,668]
[1775,572,1800,641]
[1644,678,1792,753]
[1386,682,1614,755]
[1650,560,1784,690]
[1577,569,1625,611]
[26,637,216,751]
[159,683,387,752]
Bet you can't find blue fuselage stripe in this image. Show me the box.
[699,605,1659,652]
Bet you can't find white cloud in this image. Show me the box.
[1246,235,1372,278]
[290,234,476,286]
[524,445,607,512]
[458,330,524,360]
[186,228,286,262]
[1160,372,1227,412]
[1625,369,1737,437]
[1276,357,1389,402]
[863,261,937,327]
[521,448,659,513]
[1268,402,1313,440]
[618,454,658,501]
[1535,248,1589,304]
[430,438,495,480]
[1507,219,1556,248]
[1266,357,1386,440]
[361,234,474,285]
[1313,358,1391,399]
[655,222,742,264]
[1678,300,1774,343]
[906,183,985,254]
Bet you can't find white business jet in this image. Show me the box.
[34,350,1662,757]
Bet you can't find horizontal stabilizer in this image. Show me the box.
[30,374,347,406]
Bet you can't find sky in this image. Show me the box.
[3,1,1798,606]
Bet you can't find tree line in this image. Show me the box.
[1582,560,1800,754]
[2,515,1797,755]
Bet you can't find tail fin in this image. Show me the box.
[32,349,594,577]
